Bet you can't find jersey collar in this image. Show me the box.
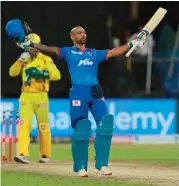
[73,46,88,52]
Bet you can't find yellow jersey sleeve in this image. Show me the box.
[9,60,23,77]
[9,52,31,77]
[44,56,61,81]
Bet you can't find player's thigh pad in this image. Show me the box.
[72,119,91,172]
[70,100,88,129]
[95,114,114,170]
[38,122,51,157]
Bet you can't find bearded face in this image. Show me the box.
[70,27,87,44]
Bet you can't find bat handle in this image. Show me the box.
[125,42,138,57]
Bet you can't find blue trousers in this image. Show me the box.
[69,85,108,129]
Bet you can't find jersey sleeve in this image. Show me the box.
[95,49,109,63]
[57,47,68,60]
[9,52,28,77]
[45,57,61,81]
[9,61,23,77]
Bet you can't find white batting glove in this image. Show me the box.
[128,29,148,49]
[16,37,33,50]
[18,52,31,63]
[128,39,144,50]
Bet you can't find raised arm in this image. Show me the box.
[107,44,130,59]
[9,52,30,77]
[106,31,147,59]
[9,61,23,77]
[33,44,60,57]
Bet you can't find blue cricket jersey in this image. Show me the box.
[57,46,109,85]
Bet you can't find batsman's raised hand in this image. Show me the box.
[16,33,41,50]
[127,37,145,51]
[16,37,34,49]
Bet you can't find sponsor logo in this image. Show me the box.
[36,103,48,108]
[108,102,176,135]
[114,112,175,135]
[77,59,94,66]
[72,100,81,106]
[1,99,177,137]
[87,52,92,56]
[71,50,82,55]
[20,120,24,125]
[20,101,25,105]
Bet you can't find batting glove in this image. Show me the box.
[127,39,144,50]
[128,29,148,49]
[16,37,34,49]
[18,52,31,63]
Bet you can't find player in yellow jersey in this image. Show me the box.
[9,33,61,164]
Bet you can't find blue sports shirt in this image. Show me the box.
[57,46,109,85]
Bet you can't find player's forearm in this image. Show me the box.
[33,44,59,57]
[108,44,130,58]
[9,61,23,77]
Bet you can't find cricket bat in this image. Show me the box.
[126,7,167,57]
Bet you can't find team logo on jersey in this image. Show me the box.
[20,120,24,125]
[72,100,81,106]
[71,50,82,55]
[36,103,48,108]
[77,59,94,66]
[40,125,46,130]
[87,52,92,56]
[20,101,25,105]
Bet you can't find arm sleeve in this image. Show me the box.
[95,49,109,63]
[9,60,23,77]
[56,47,68,60]
[46,57,61,81]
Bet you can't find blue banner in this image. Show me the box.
[1,98,177,137]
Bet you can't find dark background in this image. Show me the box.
[1,1,179,98]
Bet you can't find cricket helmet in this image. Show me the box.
[5,19,32,43]
[27,33,41,44]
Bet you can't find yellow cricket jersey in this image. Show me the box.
[9,52,61,93]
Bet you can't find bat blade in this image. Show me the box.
[126,7,167,57]
[143,7,167,34]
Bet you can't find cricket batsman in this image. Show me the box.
[18,26,145,175]
[8,33,61,164]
